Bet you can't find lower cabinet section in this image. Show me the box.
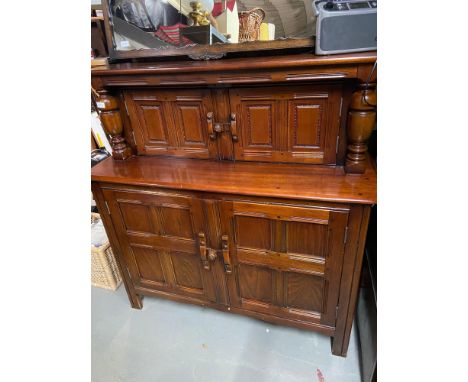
[94,183,370,356]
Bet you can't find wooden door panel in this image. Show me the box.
[289,101,322,148]
[139,103,171,144]
[169,251,205,293]
[241,101,276,149]
[159,205,194,239]
[221,200,348,327]
[103,189,217,303]
[284,272,323,312]
[286,221,328,258]
[119,202,154,233]
[173,102,208,147]
[128,245,168,289]
[124,89,217,159]
[235,215,272,250]
[238,264,274,304]
[229,85,341,164]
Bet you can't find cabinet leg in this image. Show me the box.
[129,293,143,310]
[331,335,349,357]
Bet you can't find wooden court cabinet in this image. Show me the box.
[91,52,377,356]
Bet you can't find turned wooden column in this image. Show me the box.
[344,84,376,174]
[95,90,132,160]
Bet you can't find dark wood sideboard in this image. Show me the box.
[91,52,377,357]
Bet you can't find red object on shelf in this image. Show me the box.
[212,0,236,18]
[155,23,193,46]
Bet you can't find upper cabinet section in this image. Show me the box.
[122,84,343,164]
[230,85,342,164]
[92,52,376,172]
[124,89,218,159]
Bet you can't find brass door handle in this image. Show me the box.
[230,113,238,142]
[221,234,232,273]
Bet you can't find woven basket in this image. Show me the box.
[238,7,265,42]
[91,213,122,290]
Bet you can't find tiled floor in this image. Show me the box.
[92,286,361,382]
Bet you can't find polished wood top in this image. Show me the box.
[91,52,377,77]
[91,156,376,204]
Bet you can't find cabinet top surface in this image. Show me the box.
[91,156,376,204]
[91,52,377,77]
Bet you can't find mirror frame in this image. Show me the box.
[102,0,315,60]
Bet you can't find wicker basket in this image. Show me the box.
[238,7,265,42]
[91,213,122,290]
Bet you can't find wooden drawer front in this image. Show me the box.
[124,89,217,159]
[229,85,342,164]
[103,189,217,302]
[220,201,349,327]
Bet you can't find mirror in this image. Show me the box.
[105,0,316,59]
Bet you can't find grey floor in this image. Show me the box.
[92,286,361,382]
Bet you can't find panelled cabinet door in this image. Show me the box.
[229,85,342,164]
[124,89,218,159]
[103,189,217,303]
[220,200,349,328]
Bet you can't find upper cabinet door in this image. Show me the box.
[229,85,342,164]
[124,89,218,159]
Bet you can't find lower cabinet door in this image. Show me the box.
[220,200,349,328]
[103,188,217,303]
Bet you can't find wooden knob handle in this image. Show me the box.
[207,249,217,261]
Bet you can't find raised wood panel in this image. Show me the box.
[119,203,153,233]
[140,104,169,144]
[238,264,273,304]
[284,272,323,312]
[170,251,204,292]
[286,221,327,258]
[173,103,207,146]
[160,206,194,239]
[126,95,176,155]
[130,245,166,284]
[244,103,274,147]
[235,216,272,250]
[290,102,322,148]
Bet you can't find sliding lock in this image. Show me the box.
[206,112,238,142]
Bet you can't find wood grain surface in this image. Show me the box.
[92,156,376,204]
